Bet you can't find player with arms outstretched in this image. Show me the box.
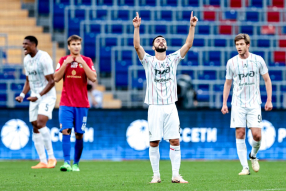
[133,12,198,183]
[16,36,57,169]
[221,34,273,175]
[54,35,97,172]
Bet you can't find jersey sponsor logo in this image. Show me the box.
[126,120,149,151]
[67,70,82,79]
[71,62,78,68]
[154,66,170,76]
[247,120,276,151]
[154,78,171,83]
[1,119,30,150]
[238,71,255,80]
[28,70,37,75]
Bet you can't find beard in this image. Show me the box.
[155,45,166,53]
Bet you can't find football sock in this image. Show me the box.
[170,145,181,177]
[62,134,71,164]
[236,139,249,169]
[251,139,261,158]
[149,146,160,176]
[33,133,47,164]
[74,138,83,165]
[38,126,55,159]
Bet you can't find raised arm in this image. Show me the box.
[262,73,273,111]
[180,11,198,58]
[133,12,145,60]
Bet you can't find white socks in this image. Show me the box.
[38,126,55,159]
[236,139,249,169]
[149,146,160,177]
[33,133,47,164]
[170,145,181,177]
[251,139,261,158]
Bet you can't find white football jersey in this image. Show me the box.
[226,53,268,108]
[140,50,184,105]
[24,50,56,99]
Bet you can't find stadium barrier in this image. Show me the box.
[1,109,286,160]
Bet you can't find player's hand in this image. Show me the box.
[265,101,273,111]
[63,56,74,65]
[27,96,38,102]
[190,11,198,27]
[221,104,229,114]
[15,96,23,103]
[133,12,141,28]
[75,56,85,65]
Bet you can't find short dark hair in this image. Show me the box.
[67,35,82,45]
[24,36,38,47]
[234,33,250,45]
[152,35,165,46]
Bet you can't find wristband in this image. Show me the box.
[35,94,42,100]
[20,93,25,98]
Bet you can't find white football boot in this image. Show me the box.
[249,152,260,172]
[172,175,188,183]
[238,167,250,175]
[150,175,161,183]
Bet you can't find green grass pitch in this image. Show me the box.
[0,160,285,191]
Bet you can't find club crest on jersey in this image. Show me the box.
[79,64,83,68]
[243,63,248,68]
[71,61,78,68]
[72,70,76,75]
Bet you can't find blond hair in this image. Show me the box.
[234,33,250,45]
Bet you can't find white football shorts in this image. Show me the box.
[29,96,56,122]
[230,105,262,128]
[148,103,180,141]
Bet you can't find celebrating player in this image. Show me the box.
[133,12,198,183]
[16,36,57,169]
[221,34,273,175]
[54,35,97,172]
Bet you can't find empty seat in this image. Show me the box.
[183,0,199,6]
[171,38,183,46]
[182,11,194,21]
[99,47,112,73]
[252,51,265,58]
[209,0,220,6]
[177,25,189,34]
[203,10,216,21]
[193,38,205,47]
[219,25,232,35]
[241,25,254,35]
[53,4,65,30]
[269,70,283,81]
[246,11,259,22]
[250,0,263,7]
[83,33,96,59]
[90,24,101,33]
[267,12,280,22]
[111,25,123,33]
[101,0,113,6]
[38,0,50,16]
[272,0,284,7]
[161,10,173,21]
[11,83,24,91]
[261,25,276,35]
[117,10,129,20]
[198,71,216,80]
[0,83,7,90]
[183,51,199,66]
[122,0,135,6]
[279,40,286,47]
[93,9,108,20]
[198,25,210,34]
[154,25,167,34]
[214,39,226,47]
[214,84,224,92]
[139,10,151,21]
[257,39,270,47]
[274,51,286,63]
[224,10,237,20]
[204,51,221,66]
[161,0,177,6]
[105,38,117,46]
[230,0,241,7]
[139,0,156,6]
[116,61,133,88]
[77,0,92,5]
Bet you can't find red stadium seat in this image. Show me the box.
[203,6,218,21]
[230,0,241,7]
[272,0,284,8]
[267,11,280,22]
[261,25,276,35]
[279,40,286,47]
[274,51,286,63]
[219,25,232,34]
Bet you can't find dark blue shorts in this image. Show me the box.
[59,106,89,134]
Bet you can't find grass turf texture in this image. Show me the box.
[0,161,285,191]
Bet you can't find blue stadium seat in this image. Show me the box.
[105,38,117,46]
[116,10,129,20]
[110,25,123,34]
[11,83,24,91]
[92,9,108,20]
[225,11,237,20]
[241,25,254,35]
[83,33,96,59]
[198,71,216,80]
[161,0,177,6]
[99,47,112,73]
[252,51,264,58]
[68,18,81,36]
[121,0,134,6]
[171,38,183,46]
[181,11,193,21]
[183,0,199,6]
[197,85,210,102]
[90,24,101,33]
[214,39,226,47]
[154,25,167,34]
[0,83,7,90]
[198,25,210,34]
[122,50,133,60]
[140,0,156,6]
[53,4,65,30]
[20,74,26,80]
[176,25,189,34]
[269,62,285,67]
[101,0,113,6]
[181,70,194,79]
[0,73,15,79]
[257,39,270,47]
[182,51,199,66]
[214,84,224,92]
[74,9,86,19]
[115,61,133,88]
[249,0,263,7]
[139,10,151,20]
[38,0,50,16]
[204,51,221,66]
[193,38,205,47]
[209,0,220,6]
[0,94,7,101]
[161,11,173,21]
[269,71,282,81]
[198,84,210,91]
[76,0,92,5]
[246,11,259,22]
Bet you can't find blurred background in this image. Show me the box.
[0,0,286,160]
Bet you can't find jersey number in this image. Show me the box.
[258,115,261,123]
[45,104,49,111]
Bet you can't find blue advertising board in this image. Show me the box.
[1,109,286,160]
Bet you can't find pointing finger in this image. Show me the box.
[136,12,139,18]
[191,11,193,18]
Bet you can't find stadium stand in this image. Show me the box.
[1,0,286,108]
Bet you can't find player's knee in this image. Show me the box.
[75,133,83,139]
[150,141,159,147]
[252,134,261,141]
[169,139,180,146]
[62,129,71,135]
